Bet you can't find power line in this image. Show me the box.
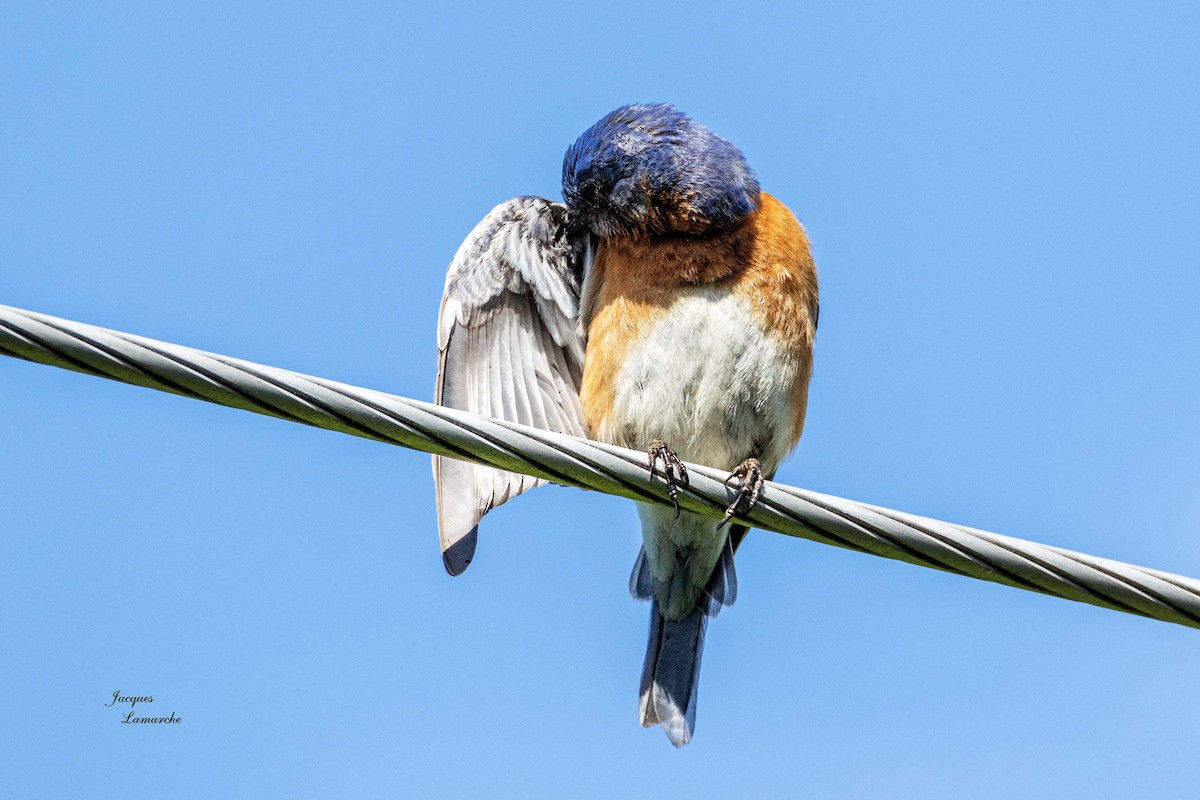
[2,302,1198,629]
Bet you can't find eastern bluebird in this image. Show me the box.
[434,104,818,746]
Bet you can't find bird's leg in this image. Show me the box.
[647,438,689,517]
[718,457,764,528]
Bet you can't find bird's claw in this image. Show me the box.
[647,438,689,517]
[719,458,764,528]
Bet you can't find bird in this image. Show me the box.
[432,103,818,746]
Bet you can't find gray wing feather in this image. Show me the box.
[433,197,589,575]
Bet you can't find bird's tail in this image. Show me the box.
[634,534,738,747]
[638,600,708,747]
[631,525,740,747]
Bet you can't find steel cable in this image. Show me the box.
[3,303,1198,629]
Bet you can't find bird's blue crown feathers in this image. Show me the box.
[562,104,760,238]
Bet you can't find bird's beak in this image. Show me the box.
[563,209,584,236]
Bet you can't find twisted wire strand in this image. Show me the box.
[2,302,1198,629]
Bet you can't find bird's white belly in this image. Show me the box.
[608,285,798,475]
[598,284,800,617]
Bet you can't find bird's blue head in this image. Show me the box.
[561,103,760,238]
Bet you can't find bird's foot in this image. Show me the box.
[647,438,689,517]
[719,458,764,528]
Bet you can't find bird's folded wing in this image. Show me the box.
[433,196,589,575]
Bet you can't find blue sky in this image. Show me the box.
[2,2,1199,797]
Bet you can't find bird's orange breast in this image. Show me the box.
[580,192,818,450]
